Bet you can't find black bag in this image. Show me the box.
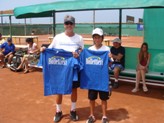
[15,48,27,57]
[10,55,22,72]
[10,48,26,71]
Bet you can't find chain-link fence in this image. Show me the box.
[0,23,143,36]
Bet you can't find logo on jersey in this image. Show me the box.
[49,56,67,65]
[86,56,103,65]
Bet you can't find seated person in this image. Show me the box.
[16,38,39,73]
[0,33,6,46]
[109,38,125,89]
[0,37,15,68]
[132,42,151,93]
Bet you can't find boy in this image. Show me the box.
[86,28,110,123]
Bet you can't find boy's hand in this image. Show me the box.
[72,52,79,58]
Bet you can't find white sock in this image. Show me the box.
[102,115,107,119]
[115,79,118,82]
[71,102,76,111]
[56,104,61,112]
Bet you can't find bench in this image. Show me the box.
[15,45,28,49]
[109,47,164,87]
[48,37,53,43]
[3,35,39,45]
[28,64,42,69]
[109,69,164,87]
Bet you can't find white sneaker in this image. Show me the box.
[102,117,109,123]
[6,64,11,68]
[143,86,148,92]
[132,88,139,93]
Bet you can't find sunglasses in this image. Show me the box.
[64,22,74,25]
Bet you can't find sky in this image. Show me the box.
[1,0,144,24]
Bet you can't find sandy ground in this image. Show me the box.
[0,68,164,123]
[1,34,164,123]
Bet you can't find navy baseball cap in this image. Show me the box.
[7,37,12,42]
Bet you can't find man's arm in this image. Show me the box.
[5,52,13,58]
[111,53,123,61]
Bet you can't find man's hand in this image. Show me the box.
[5,55,8,58]
[40,47,46,52]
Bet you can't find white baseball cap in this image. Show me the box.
[112,38,121,43]
[92,28,103,36]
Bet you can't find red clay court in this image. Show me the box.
[0,67,164,123]
[0,35,164,123]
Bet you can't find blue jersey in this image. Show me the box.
[80,49,110,92]
[42,49,79,96]
[0,42,15,55]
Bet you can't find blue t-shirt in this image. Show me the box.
[0,42,15,55]
[42,49,79,96]
[80,49,110,92]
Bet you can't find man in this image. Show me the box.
[0,37,15,68]
[40,15,84,122]
[109,38,125,89]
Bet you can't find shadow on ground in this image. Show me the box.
[111,81,164,100]
[64,105,129,122]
